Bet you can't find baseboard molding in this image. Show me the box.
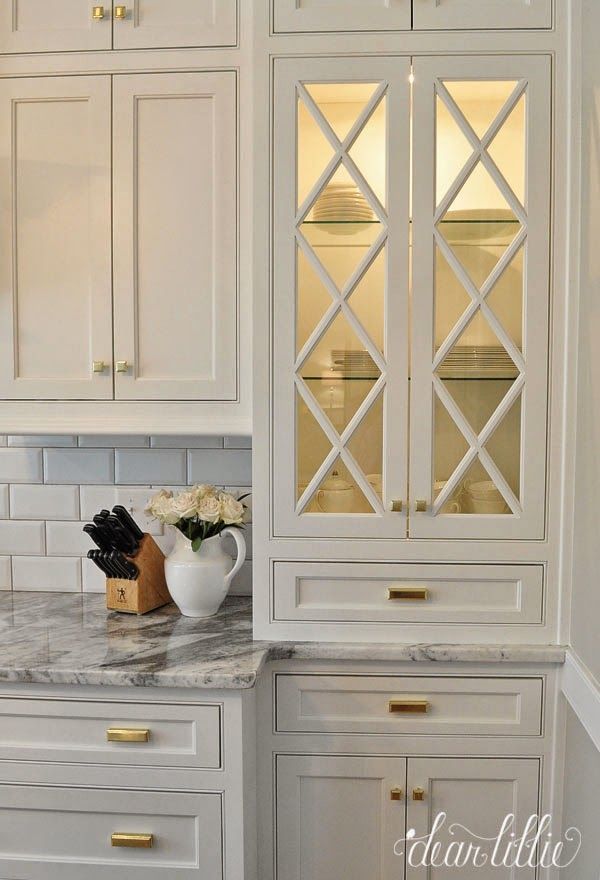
[561,649,600,753]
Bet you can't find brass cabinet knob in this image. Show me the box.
[415,499,427,512]
[390,788,403,801]
[92,6,105,19]
[115,360,130,373]
[111,833,153,848]
[412,787,426,801]
[114,5,127,18]
[390,500,403,513]
[388,700,429,714]
[106,728,150,743]
[92,360,107,373]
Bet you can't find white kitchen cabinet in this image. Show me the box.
[0,1,112,53]
[112,72,237,401]
[272,0,411,34]
[412,0,552,31]
[276,754,407,880]
[112,0,238,50]
[0,76,113,400]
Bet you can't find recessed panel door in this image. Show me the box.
[410,56,551,539]
[276,754,406,880]
[0,1,112,53]
[112,72,237,401]
[0,76,113,400]
[272,57,411,538]
[413,0,552,31]
[273,0,411,33]
[112,0,237,49]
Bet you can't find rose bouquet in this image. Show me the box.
[146,485,247,552]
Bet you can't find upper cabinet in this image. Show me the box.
[272,0,411,34]
[0,1,237,54]
[0,71,238,405]
[272,0,551,33]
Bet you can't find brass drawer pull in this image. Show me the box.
[412,787,426,801]
[111,833,153,848]
[390,787,404,801]
[92,6,105,20]
[388,700,429,714]
[114,5,127,19]
[106,728,150,743]
[390,499,403,513]
[388,586,429,601]
[415,499,427,512]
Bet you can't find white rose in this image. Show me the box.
[219,492,245,525]
[197,494,222,523]
[172,490,198,520]
[145,489,179,525]
[192,483,216,501]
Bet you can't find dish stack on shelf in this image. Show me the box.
[311,182,375,225]
[437,346,518,379]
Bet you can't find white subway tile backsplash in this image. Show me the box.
[222,524,253,560]
[0,437,6,447]
[12,556,81,592]
[150,436,223,449]
[80,485,161,536]
[0,521,45,556]
[44,449,114,485]
[0,449,43,484]
[10,485,80,521]
[79,486,119,520]
[82,557,106,593]
[0,486,8,519]
[188,449,252,486]
[0,557,11,589]
[115,449,186,485]
[8,436,77,448]
[79,435,149,448]
[224,436,252,449]
[46,522,95,557]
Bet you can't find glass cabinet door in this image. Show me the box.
[272,57,411,538]
[410,56,551,539]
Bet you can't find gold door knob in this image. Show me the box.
[92,6,105,19]
[106,728,150,743]
[390,500,403,513]
[388,699,429,714]
[111,833,153,848]
[390,788,404,801]
[412,787,426,801]
[115,360,130,373]
[415,500,427,512]
[114,5,127,18]
[92,360,107,373]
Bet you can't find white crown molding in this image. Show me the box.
[561,649,600,753]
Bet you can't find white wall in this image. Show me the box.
[561,705,600,879]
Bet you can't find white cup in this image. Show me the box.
[434,480,462,514]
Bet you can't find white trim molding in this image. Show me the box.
[561,649,600,754]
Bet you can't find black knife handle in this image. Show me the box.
[106,516,138,555]
[112,505,145,542]
[83,524,105,550]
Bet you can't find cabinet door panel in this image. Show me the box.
[0,76,113,400]
[410,56,551,539]
[272,57,410,538]
[0,1,112,53]
[277,754,406,880]
[273,0,411,33]
[413,0,552,31]
[112,0,237,49]
[112,72,237,401]
[406,757,539,878]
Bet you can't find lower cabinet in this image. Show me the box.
[276,754,539,879]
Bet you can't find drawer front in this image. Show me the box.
[0,785,221,879]
[0,698,221,768]
[273,0,411,33]
[273,562,544,625]
[276,674,543,736]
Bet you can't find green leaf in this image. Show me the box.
[191,537,203,553]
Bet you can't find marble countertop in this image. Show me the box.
[0,593,566,690]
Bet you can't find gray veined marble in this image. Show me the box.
[0,593,566,690]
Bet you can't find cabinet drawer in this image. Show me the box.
[273,0,411,33]
[0,697,221,768]
[273,562,544,625]
[0,785,221,879]
[276,674,543,736]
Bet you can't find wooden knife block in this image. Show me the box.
[106,534,171,615]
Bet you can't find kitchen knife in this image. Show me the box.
[93,511,110,528]
[87,549,112,577]
[106,515,138,556]
[110,550,138,580]
[101,550,121,578]
[83,524,107,550]
[112,505,145,543]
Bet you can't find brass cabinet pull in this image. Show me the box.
[390,787,403,801]
[388,586,429,601]
[114,5,127,18]
[415,499,427,512]
[390,499,403,513]
[388,700,429,714]
[92,360,107,373]
[111,833,153,848]
[115,360,130,373]
[412,787,426,801]
[106,728,150,743]
[92,6,105,19]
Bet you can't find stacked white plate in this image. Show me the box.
[312,183,374,223]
